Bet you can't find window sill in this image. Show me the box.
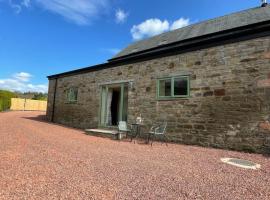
[65,101,78,104]
[157,96,190,101]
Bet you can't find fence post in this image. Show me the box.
[24,98,26,111]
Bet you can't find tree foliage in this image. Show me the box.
[16,92,48,101]
[32,93,48,101]
[0,90,16,111]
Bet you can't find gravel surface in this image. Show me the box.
[0,111,269,200]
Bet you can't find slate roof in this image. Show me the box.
[112,6,270,60]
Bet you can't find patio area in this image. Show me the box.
[0,111,269,200]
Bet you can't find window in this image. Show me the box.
[174,77,188,96]
[159,79,171,97]
[157,76,190,99]
[66,87,78,103]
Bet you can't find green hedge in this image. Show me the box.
[0,99,3,111]
[0,90,16,112]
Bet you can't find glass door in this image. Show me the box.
[100,83,128,127]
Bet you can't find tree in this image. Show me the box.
[32,93,48,101]
[0,90,16,111]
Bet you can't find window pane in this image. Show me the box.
[68,88,78,102]
[66,90,69,100]
[70,89,74,101]
[159,79,171,97]
[174,77,188,96]
[73,89,78,101]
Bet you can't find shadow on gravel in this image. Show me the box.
[263,152,270,158]
[22,115,87,133]
[22,115,47,123]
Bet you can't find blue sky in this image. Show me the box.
[0,0,260,93]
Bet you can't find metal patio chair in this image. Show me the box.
[147,122,168,146]
[118,121,136,142]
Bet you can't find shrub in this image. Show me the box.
[0,99,3,111]
[0,90,16,112]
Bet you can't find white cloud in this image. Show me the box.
[36,0,110,25]
[13,72,32,82]
[0,72,48,93]
[6,0,31,14]
[115,9,128,24]
[131,17,190,40]
[22,0,31,8]
[170,18,190,30]
[131,19,169,41]
[3,0,110,25]
[8,0,22,14]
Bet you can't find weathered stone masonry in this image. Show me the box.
[47,36,270,153]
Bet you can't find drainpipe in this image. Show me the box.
[262,0,268,7]
[51,78,58,122]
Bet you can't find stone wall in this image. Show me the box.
[47,36,270,153]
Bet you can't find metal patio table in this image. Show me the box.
[131,123,145,139]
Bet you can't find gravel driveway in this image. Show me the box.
[0,111,269,200]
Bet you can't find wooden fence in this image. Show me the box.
[10,98,47,112]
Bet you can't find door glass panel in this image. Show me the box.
[106,88,113,126]
[100,87,107,126]
[122,85,128,122]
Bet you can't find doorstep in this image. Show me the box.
[85,129,120,140]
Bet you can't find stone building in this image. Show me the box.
[47,5,270,153]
